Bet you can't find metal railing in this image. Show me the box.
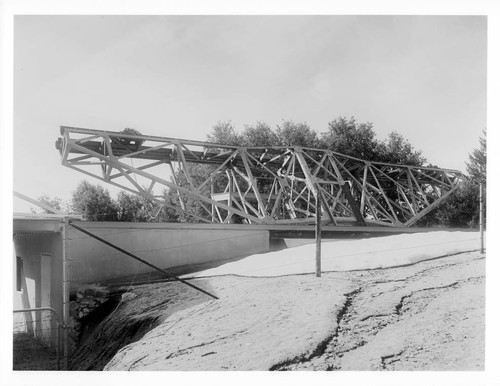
[13,307,61,370]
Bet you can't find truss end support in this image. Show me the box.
[55,137,63,152]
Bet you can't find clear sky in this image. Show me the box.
[12,15,486,212]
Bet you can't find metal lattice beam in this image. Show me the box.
[56,126,464,227]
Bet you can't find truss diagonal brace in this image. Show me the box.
[57,126,465,228]
[341,183,366,226]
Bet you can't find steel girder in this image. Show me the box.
[56,126,464,227]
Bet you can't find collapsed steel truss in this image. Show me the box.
[56,126,463,227]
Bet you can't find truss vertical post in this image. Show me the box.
[61,218,70,370]
[56,126,464,228]
[480,183,484,254]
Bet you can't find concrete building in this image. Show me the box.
[13,215,270,368]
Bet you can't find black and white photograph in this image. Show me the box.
[2,1,499,385]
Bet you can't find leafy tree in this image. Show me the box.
[207,120,319,148]
[115,189,181,223]
[321,117,379,160]
[275,120,319,148]
[241,122,280,147]
[71,180,118,221]
[168,163,216,223]
[466,129,486,185]
[321,117,426,166]
[206,121,242,145]
[378,132,426,166]
[418,132,486,228]
[116,191,150,222]
[321,117,429,224]
[153,189,181,222]
[465,130,486,226]
[418,179,480,228]
[30,195,71,214]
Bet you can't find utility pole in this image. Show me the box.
[315,192,322,277]
[480,183,485,254]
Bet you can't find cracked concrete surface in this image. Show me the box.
[105,274,353,370]
[275,252,485,371]
[103,251,484,371]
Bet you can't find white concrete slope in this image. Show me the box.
[191,231,481,277]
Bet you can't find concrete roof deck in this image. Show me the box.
[13,215,477,237]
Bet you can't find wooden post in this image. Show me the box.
[315,192,322,277]
[62,218,70,370]
[480,183,484,253]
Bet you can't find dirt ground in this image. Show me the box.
[93,250,485,371]
[69,279,212,370]
[13,333,60,370]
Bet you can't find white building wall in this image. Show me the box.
[67,222,270,284]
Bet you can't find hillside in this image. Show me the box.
[71,232,485,371]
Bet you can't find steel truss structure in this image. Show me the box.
[56,126,463,227]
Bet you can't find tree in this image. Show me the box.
[275,120,319,148]
[378,132,426,166]
[321,117,426,166]
[418,132,486,228]
[115,189,181,223]
[30,195,71,214]
[206,121,242,145]
[418,180,480,228]
[241,122,280,147]
[207,119,320,148]
[466,130,486,226]
[466,130,486,185]
[321,117,379,159]
[153,189,181,223]
[168,163,216,223]
[116,191,149,222]
[71,180,118,221]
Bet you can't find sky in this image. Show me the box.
[11,15,487,212]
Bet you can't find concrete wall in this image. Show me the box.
[12,219,269,360]
[13,233,63,347]
[67,222,270,284]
